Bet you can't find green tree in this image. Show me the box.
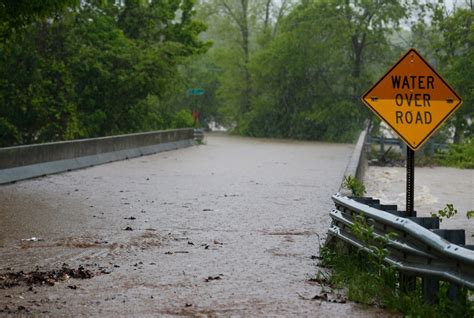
[0,19,79,145]
[432,5,474,142]
[408,2,474,143]
[196,0,293,127]
[0,0,208,146]
[0,0,79,39]
[241,0,409,141]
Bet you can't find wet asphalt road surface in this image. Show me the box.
[0,134,397,317]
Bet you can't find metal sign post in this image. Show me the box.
[406,148,415,216]
[187,88,205,127]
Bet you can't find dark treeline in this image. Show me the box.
[0,0,472,147]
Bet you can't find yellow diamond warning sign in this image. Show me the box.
[362,48,463,150]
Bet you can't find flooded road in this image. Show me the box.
[1,134,394,316]
[365,165,474,245]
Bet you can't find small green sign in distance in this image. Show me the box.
[187,88,205,96]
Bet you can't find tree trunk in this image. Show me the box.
[240,0,251,113]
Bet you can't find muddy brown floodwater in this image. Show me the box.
[365,165,474,245]
[0,134,397,317]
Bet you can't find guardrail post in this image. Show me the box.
[400,273,416,293]
[194,128,204,143]
[380,135,385,159]
[417,217,440,304]
[422,275,439,304]
[433,229,466,303]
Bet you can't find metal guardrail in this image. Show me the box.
[368,136,404,147]
[328,193,474,294]
[368,136,448,153]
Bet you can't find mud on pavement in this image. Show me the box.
[0,134,399,317]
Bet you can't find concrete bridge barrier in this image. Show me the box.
[0,128,195,184]
[338,122,370,195]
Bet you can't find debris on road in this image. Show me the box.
[0,305,33,315]
[297,292,346,304]
[164,251,189,255]
[21,237,44,242]
[205,275,223,282]
[123,226,133,231]
[0,265,99,289]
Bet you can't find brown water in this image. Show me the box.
[0,134,398,316]
[365,166,474,244]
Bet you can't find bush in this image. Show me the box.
[320,240,474,316]
[435,139,474,169]
[0,117,21,147]
[171,110,194,129]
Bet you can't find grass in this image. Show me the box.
[342,176,366,197]
[319,240,474,317]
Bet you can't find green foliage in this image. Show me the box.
[0,118,21,146]
[431,203,474,223]
[321,240,474,316]
[428,6,474,143]
[351,214,397,274]
[243,1,358,140]
[172,110,194,129]
[234,0,410,141]
[430,204,458,223]
[0,20,80,145]
[0,0,207,146]
[196,0,471,145]
[176,53,221,127]
[342,176,366,197]
[0,0,79,39]
[435,139,474,169]
[320,241,399,308]
[322,214,473,315]
[1,0,472,148]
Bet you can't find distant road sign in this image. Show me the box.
[362,49,462,151]
[187,88,205,96]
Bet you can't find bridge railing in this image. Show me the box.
[0,128,196,184]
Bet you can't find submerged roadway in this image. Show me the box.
[0,134,395,316]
